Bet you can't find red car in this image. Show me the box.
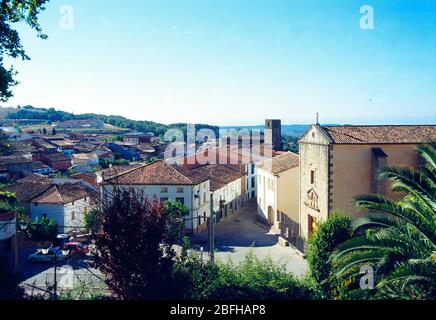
[63,242,89,257]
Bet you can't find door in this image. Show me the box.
[267,206,274,225]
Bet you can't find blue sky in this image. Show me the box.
[2,0,435,125]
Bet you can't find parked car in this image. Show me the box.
[28,248,67,263]
[54,234,70,247]
[63,242,89,257]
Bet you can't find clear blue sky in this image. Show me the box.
[2,0,435,125]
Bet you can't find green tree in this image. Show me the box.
[0,0,49,101]
[163,200,189,245]
[84,209,102,235]
[21,215,57,244]
[330,143,436,300]
[93,192,183,299]
[306,212,352,298]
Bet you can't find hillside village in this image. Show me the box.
[1,112,435,256]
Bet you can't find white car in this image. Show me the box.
[28,248,67,263]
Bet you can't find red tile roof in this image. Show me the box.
[103,160,208,185]
[322,125,436,144]
[178,164,243,191]
[32,184,90,204]
[256,152,299,174]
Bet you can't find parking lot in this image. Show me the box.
[191,200,308,277]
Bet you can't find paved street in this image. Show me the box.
[3,247,105,296]
[191,200,308,277]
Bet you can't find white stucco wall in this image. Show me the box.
[30,197,90,233]
[101,181,211,230]
[212,178,242,212]
[256,167,277,224]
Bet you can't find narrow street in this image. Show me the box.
[191,200,308,277]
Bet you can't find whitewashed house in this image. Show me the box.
[101,160,211,232]
[256,152,300,237]
[71,153,99,173]
[29,184,93,234]
[1,174,98,234]
[183,164,244,212]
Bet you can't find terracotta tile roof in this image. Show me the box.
[41,153,71,162]
[1,181,52,202]
[0,155,32,166]
[31,184,90,204]
[178,164,243,191]
[256,152,299,174]
[322,125,436,144]
[103,160,207,185]
[17,173,51,184]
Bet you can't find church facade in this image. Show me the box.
[298,124,436,242]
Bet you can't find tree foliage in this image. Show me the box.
[306,212,352,297]
[0,0,49,101]
[93,191,183,299]
[84,209,102,235]
[20,215,57,243]
[7,106,220,137]
[172,250,321,300]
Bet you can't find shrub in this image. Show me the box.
[172,250,321,300]
[306,211,352,298]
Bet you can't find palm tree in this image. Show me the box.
[330,143,436,300]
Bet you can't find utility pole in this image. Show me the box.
[208,192,215,264]
[13,203,19,275]
[53,254,57,300]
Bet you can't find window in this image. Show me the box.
[203,193,206,203]
[310,170,315,184]
[251,177,255,188]
[160,197,168,203]
[251,163,255,174]
[176,187,184,193]
[160,187,168,193]
[71,211,75,220]
[129,187,134,193]
[176,197,185,205]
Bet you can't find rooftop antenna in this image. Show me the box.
[316,112,319,125]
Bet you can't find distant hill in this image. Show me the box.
[2,106,219,137]
[0,107,19,119]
